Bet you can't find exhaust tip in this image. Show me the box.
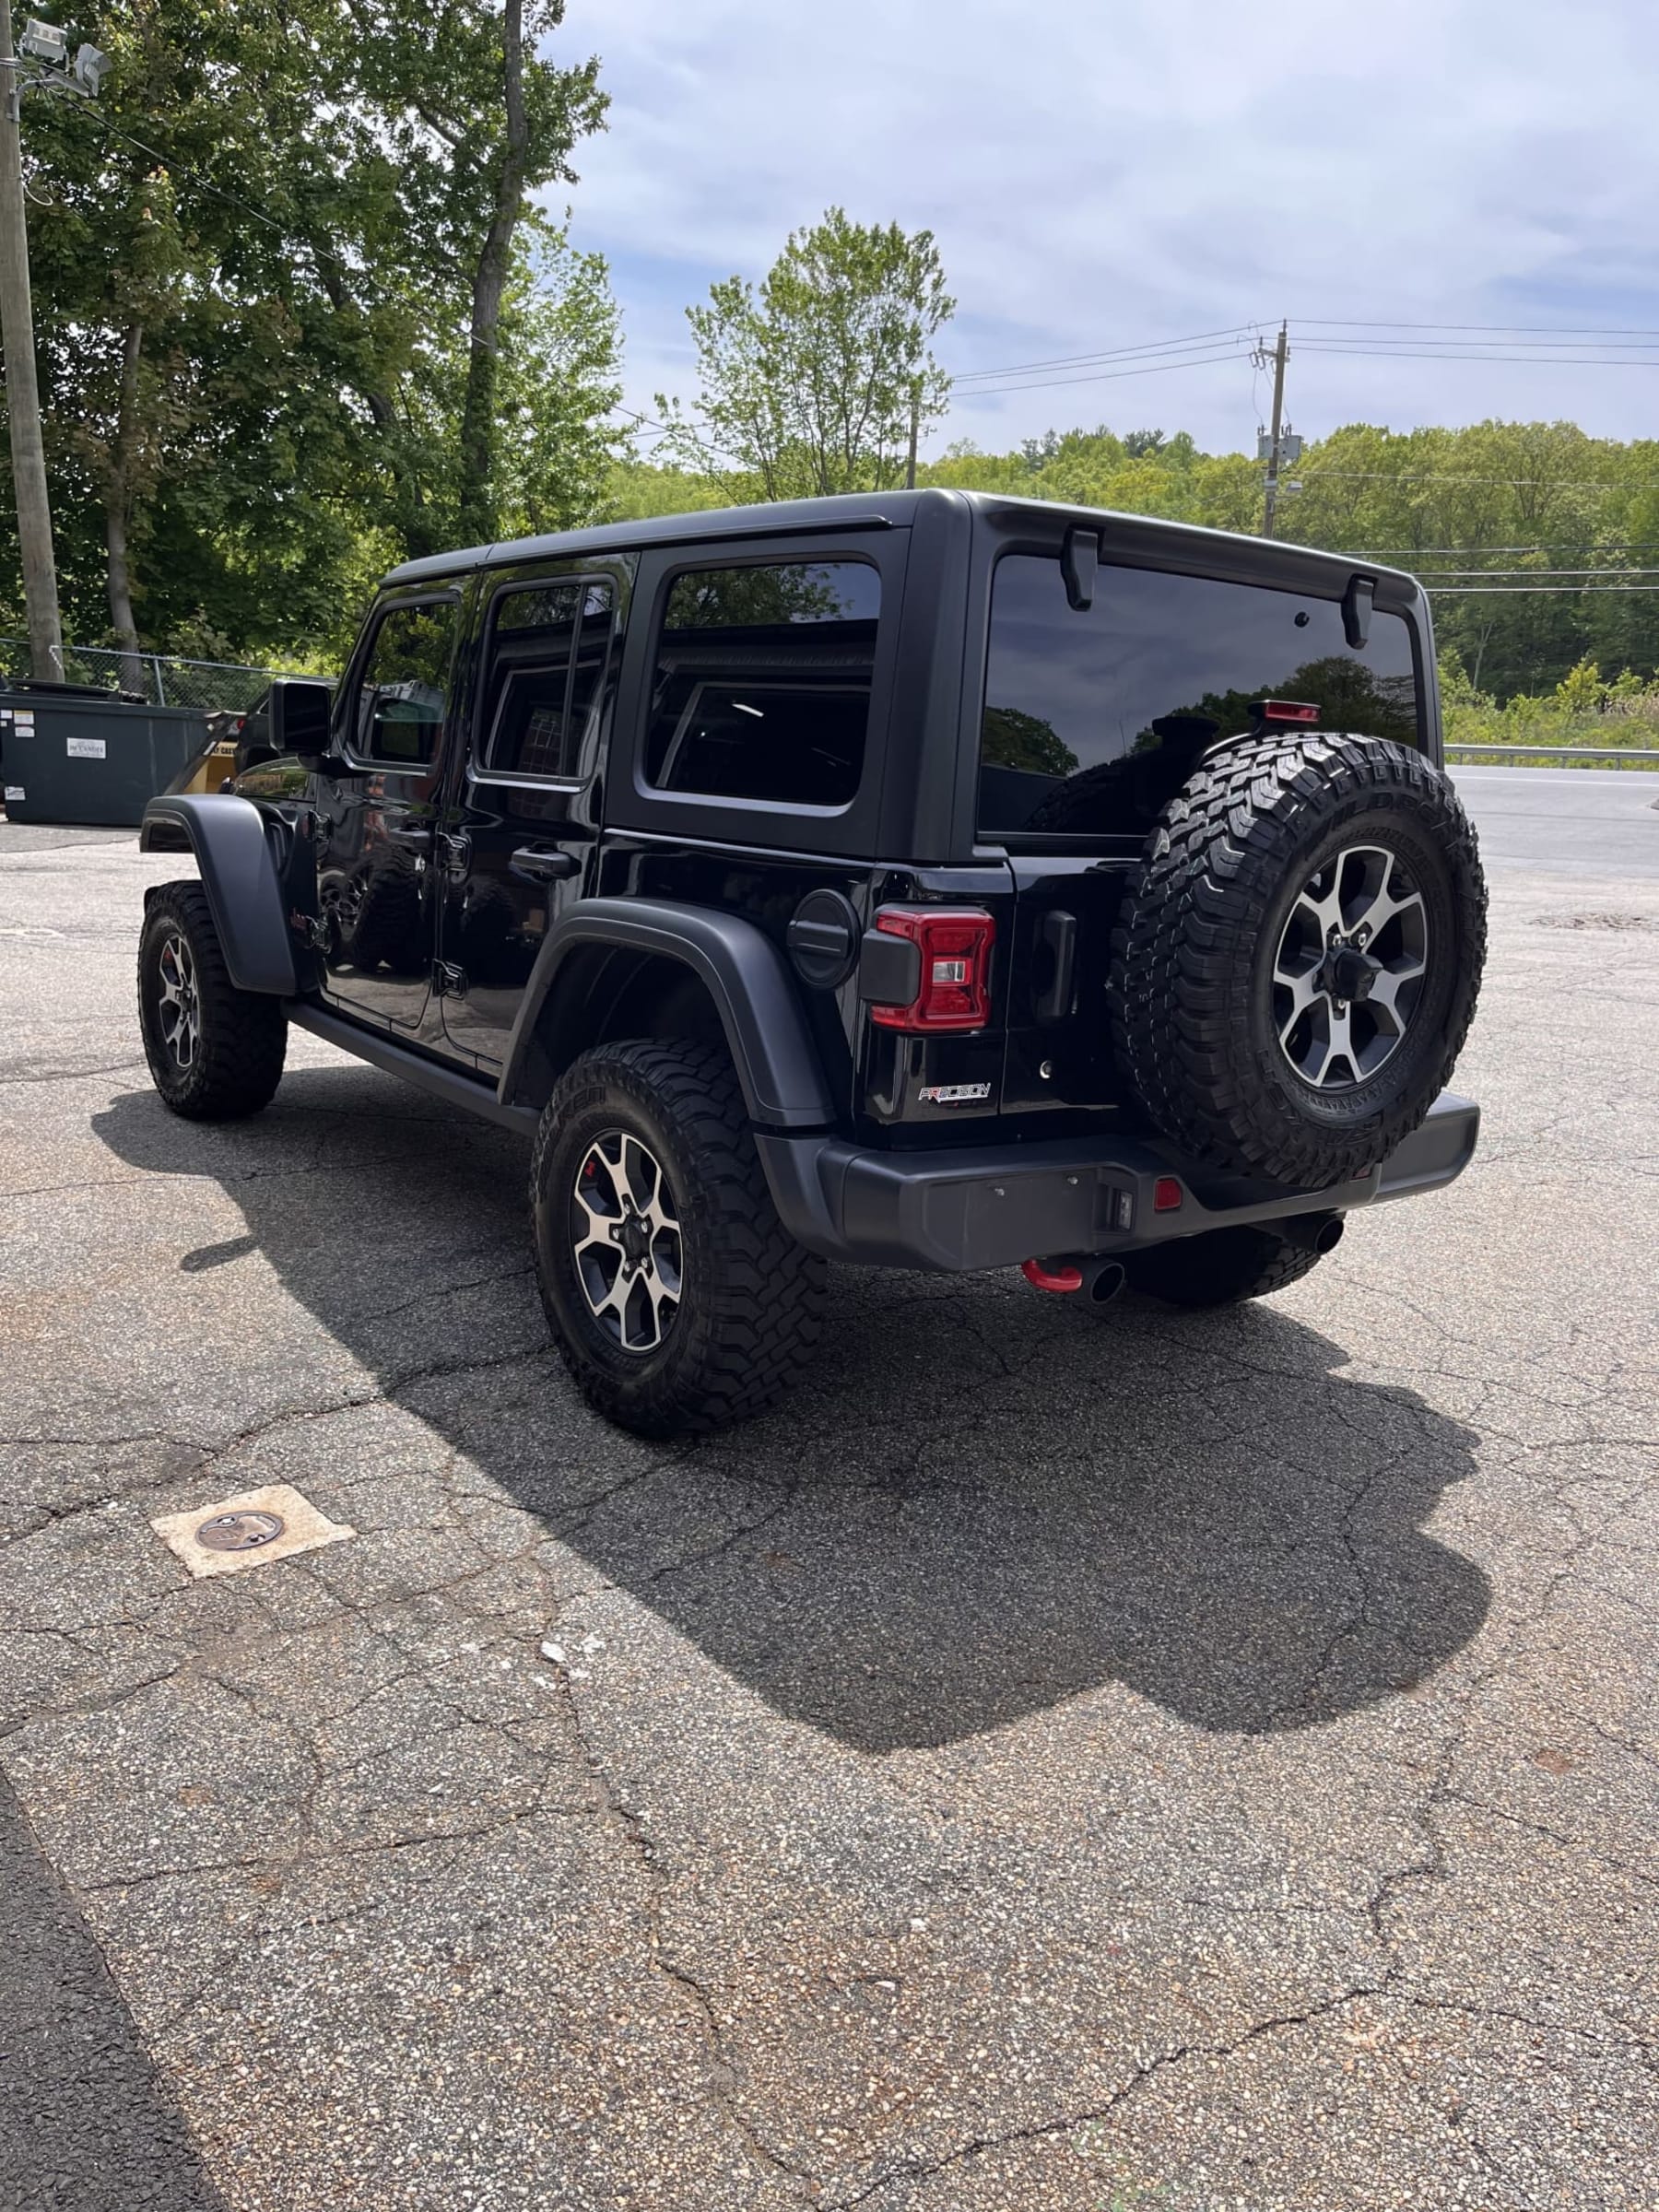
[1285,1211,1346,1255]
[1088,1260,1127,1305]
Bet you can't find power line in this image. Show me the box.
[1422,584,1659,594]
[1294,343,1659,369]
[63,102,366,284]
[958,345,1253,399]
[952,324,1256,383]
[1410,568,1659,579]
[1299,317,1659,338]
[1297,335,1659,354]
[1355,544,1659,556]
[1301,470,1659,488]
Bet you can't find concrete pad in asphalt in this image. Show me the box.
[0,810,1653,2209]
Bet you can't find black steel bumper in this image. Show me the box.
[756,1092,1480,1273]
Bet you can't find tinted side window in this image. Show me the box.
[644,560,880,807]
[480,579,614,780]
[356,601,458,766]
[979,556,1420,841]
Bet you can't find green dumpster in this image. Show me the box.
[0,686,209,828]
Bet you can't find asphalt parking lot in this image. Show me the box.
[1,770,1654,2210]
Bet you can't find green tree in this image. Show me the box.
[488,224,627,539]
[336,0,608,548]
[982,705,1077,777]
[658,207,955,499]
[3,0,618,661]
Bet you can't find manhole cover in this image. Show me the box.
[195,1509,286,1552]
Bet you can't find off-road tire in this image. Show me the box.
[1126,1226,1325,1308]
[138,881,287,1120]
[1109,734,1486,1187]
[530,1040,827,1437]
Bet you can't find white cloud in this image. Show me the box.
[558,0,1659,456]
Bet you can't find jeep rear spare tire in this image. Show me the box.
[1109,734,1486,1188]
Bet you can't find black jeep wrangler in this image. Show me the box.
[137,490,1485,1434]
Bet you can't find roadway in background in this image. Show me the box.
[1451,763,1658,879]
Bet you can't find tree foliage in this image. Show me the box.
[1,0,622,661]
[656,207,954,500]
[623,414,1659,701]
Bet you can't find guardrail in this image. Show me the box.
[1443,744,1659,763]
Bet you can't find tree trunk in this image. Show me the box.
[456,0,526,548]
[105,321,146,696]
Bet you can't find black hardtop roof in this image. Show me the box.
[381,486,1417,594]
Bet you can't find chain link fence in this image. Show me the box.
[0,638,297,712]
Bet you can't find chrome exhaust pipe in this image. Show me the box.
[1282,1211,1345,1255]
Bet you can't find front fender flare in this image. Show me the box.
[139,794,298,996]
[500,898,834,1130]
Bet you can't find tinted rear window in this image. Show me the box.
[645,559,880,808]
[979,556,1420,841]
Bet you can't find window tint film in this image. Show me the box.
[645,560,880,807]
[357,601,458,766]
[979,556,1420,841]
[482,579,614,780]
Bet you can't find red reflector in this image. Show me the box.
[1022,1258,1083,1294]
[869,907,994,1032]
[1254,699,1321,724]
[1153,1176,1183,1213]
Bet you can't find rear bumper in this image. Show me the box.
[757,1091,1479,1273]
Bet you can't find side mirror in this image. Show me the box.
[265,677,336,770]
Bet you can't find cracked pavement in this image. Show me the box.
[0,782,1654,2210]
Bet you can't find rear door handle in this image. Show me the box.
[384,823,432,852]
[511,846,580,883]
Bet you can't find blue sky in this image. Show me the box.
[556,0,1658,461]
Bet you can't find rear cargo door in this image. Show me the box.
[999,853,1138,1116]
[977,545,1425,1123]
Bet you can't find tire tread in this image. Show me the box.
[1107,734,1487,1185]
[138,881,287,1120]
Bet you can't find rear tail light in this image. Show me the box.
[868,907,995,1032]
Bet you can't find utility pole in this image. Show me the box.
[1257,320,1289,539]
[0,0,63,677]
[904,380,920,490]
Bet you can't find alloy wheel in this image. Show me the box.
[570,1130,683,1354]
[1271,843,1430,1089]
[155,932,201,1070]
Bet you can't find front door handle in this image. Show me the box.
[384,823,432,853]
[511,846,580,884]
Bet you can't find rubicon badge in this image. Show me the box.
[918,1082,991,1104]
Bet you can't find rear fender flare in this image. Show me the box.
[139,795,298,996]
[500,899,833,1129]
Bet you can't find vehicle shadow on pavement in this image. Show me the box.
[0,1771,229,2211]
[96,1075,1491,1751]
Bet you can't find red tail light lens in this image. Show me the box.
[1253,699,1321,725]
[869,907,995,1032]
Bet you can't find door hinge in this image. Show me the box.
[437,830,471,877]
[432,960,467,998]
